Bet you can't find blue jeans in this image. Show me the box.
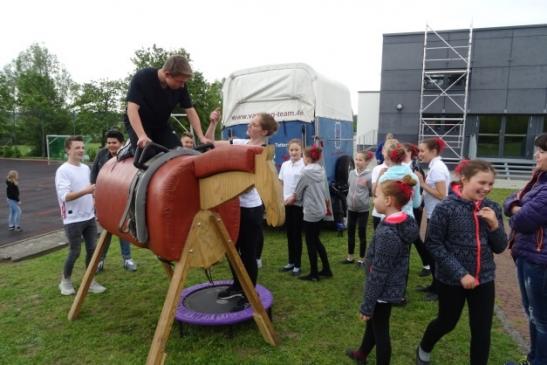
[516,257,547,365]
[101,236,131,261]
[7,199,21,228]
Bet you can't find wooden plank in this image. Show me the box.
[68,230,111,320]
[199,171,254,209]
[209,212,279,346]
[146,214,198,365]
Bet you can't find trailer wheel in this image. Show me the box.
[334,155,354,184]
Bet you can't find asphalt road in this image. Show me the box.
[1,158,66,246]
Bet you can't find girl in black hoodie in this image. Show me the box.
[6,170,21,231]
[346,175,419,365]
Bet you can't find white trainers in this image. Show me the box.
[89,280,106,294]
[123,258,137,272]
[59,277,75,296]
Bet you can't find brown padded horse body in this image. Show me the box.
[94,145,265,262]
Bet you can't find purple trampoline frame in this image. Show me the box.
[175,280,273,326]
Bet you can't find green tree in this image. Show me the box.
[4,44,73,156]
[129,44,223,137]
[0,71,17,144]
[72,79,125,143]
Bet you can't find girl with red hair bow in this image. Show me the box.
[346,175,419,365]
[291,145,332,281]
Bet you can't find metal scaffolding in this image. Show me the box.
[418,24,473,160]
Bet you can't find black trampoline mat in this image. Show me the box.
[184,285,244,314]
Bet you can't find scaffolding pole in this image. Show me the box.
[418,24,473,160]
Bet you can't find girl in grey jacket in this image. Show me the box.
[344,150,373,265]
[292,145,332,281]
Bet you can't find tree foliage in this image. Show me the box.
[0,43,224,155]
[3,44,73,156]
[71,79,126,142]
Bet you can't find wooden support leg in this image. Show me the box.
[209,213,279,346]
[146,224,194,365]
[68,230,111,320]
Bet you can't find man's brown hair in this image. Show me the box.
[163,55,193,77]
[64,135,84,150]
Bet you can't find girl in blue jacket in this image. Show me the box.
[416,160,507,365]
[504,133,547,365]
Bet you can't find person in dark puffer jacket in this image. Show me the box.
[345,175,419,365]
[416,160,507,365]
[504,133,547,365]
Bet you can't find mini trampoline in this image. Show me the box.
[175,280,273,336]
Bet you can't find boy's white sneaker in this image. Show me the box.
[123,258,137,272]
[59,278,75,296]
[89,280,106,294]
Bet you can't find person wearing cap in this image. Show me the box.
[124,54,214,150]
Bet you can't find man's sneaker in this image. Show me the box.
[89,280,106,294]
[14,226,22,232]
[416,346,431,365]
[345,348,366,364]
[292,267,301,276]
[59,278,76,296]
[231,296,250,312]
[419,267,431,277]
[8,226,14,231]
[96,260,105,273]
[341,258,355,264]
[279,264,294,272]
[123,258,137,272]
[217,286,243,300]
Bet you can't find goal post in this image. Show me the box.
[46,135,92,163]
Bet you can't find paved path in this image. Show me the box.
[0,158,63,247]
[495,250,529,351]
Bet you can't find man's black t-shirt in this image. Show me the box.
[124,68,193,130]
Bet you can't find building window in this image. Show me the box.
[477,115,501,157]
[503,116,528,158]
[423,75,445,90]
[423,72,466,91]
[477,115,530,158]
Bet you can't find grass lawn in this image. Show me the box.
[0,188,521,364]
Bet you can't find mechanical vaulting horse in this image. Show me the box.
[67,144,285,365]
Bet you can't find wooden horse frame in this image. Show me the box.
[67,146,284,365]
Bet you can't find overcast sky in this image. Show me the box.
[1,0,546,110]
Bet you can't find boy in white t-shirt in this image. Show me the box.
[55,136,106,296]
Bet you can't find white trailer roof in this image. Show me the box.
[222,63,353,127]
